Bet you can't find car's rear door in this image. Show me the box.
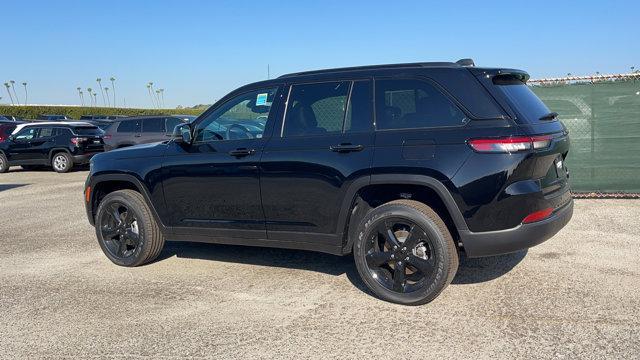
[260,79,375,249]
[140,118,166,144]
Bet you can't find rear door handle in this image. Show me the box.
[329,144,364,153]
[228,148,256,157]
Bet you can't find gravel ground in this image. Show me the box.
[0,169,638,359]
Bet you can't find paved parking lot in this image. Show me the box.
[0,169,638,359]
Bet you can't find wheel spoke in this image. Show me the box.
[116,238,127,256]
[125,229,140,244]
[120,210,131,225]
[108,203,122,224]
[408,255,434,276]
[101,225,117,240]
[378,221,400,248]
[403,225,421,248]
[392,261,407,292]
[366,250,393,267]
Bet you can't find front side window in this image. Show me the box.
[283,81,349,137]
[375,79,467,130]
[14,127,38,141]
[195,87,278,142]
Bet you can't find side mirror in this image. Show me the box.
[172,123,192,144]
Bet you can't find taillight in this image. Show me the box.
[522,208,554,224]
[71,137,88,145]
[103,134,112,140]
[468,135,552,153]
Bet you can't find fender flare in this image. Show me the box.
[337,174,469,252]
[88,173,167,232]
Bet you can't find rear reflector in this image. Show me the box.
[468,135,552,153]
[85,186,91,203]
[522,208,554,224]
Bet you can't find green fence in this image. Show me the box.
[531,79,640,193]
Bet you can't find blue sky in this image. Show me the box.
[2,0,638,108]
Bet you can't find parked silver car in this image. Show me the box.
[101,116,188,151]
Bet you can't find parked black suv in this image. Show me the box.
[0,122,105,173]
[101,116,189,151]
[84,60,573,305]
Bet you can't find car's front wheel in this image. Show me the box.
[353,199,459,305]
[51,152,73,173]
[95,189,165,267]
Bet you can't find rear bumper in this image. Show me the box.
[72,152,100,164]
[459,199,573,258]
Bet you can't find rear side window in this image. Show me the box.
[493,76,552,123]
[117,120,139,133]
[142,118,165,133]
[375,79,468,130]
[37,128,56,138]
[73,127,103,136]
[283,81,349,137]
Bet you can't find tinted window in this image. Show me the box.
[37,128,55,138]
[195,87,278,142]
[73,127,103,136]
[345,80,373,133]
[165,117,182,133]
[495,81,552,123]
[283,81,349,137]
[375,79,467,130]
[142,118,165,133]
[117,120,139,133]
[15,127,37,141]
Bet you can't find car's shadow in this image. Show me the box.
[158,241,527,295]
[0,183,29,193]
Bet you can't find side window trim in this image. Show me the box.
[341,82,354,133]
[192,86,281,144]
[373,75,470,131]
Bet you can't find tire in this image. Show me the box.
[0,153,8,173]
[95,189,165,267]
[51,152,73,173]
[353,199,458,305]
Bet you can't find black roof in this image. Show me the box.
[278,61,463,79]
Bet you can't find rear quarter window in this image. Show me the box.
[493,76,552,124]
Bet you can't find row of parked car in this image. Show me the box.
[0,114,197,173]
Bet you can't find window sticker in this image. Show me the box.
[256,93,268,106]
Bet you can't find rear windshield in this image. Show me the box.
[493,76,552,124]
[73,126,103,136]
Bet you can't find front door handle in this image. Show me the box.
[228,148,256,157]
[329,144,364,153]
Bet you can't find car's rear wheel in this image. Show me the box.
[353,199,458,305]
[0,153,8,173]
[51,152,73,173]
[95,189,165,267]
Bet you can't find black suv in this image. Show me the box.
[0,122,105,173]
[84,60,573,305]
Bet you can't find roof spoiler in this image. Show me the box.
[456,58,475,67]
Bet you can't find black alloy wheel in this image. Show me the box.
[100,202,142,259]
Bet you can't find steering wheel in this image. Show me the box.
[226,124,254,140]
[201,129,224,141]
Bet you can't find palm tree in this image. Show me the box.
[104,87,111,107]
[96,78,105,106]
[93,92,98,107]
[9,80,19,105]
[155,90,162,108]
[159,88,165,108]
[109,77,116,107]
[77,87,84,106]
[147,82,156,108]
[87,88,93,106]
[22,82,28,105]
[4,83,14,105]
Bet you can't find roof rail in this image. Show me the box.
[278,61,460,79]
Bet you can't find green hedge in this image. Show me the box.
[0,105,205,121]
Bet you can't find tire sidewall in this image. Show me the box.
[52,152,72,173]
[0,153,8,173]
[95,192,149,267]
[354,204,453,305]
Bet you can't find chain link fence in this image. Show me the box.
[530,75,640,194]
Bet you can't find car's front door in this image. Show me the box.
[7,127,42,162]
[260,80,375,248]
[161,86,283,239]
